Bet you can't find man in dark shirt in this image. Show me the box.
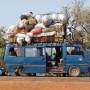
[76,48,83,55]
[9,47,17,56]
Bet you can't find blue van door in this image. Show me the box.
[4,46,24,73]
[23,47,46,73]
[64,47,84,72]
[66,47,84,65]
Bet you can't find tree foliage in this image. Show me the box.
[0,26,5,48]
[65,0,90,48]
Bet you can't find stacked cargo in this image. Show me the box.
[6,12,68,45]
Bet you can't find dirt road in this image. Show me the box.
[0,77,90,90]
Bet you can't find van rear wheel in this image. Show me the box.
[69,66,80,77]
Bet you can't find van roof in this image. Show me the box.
[6,43,82,48]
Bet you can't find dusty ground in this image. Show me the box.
[0,77,90,90]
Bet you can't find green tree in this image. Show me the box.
[65,0,90,48]
[0,26,5,47]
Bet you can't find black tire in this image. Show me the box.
[68,66,80,77]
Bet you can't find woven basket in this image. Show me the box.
[54,34,64,43]
[31,34,64,43]
[44,24,64,35]
[32,35,54,43]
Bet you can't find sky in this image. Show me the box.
[0,0,90,28]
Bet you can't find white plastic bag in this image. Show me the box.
[16,33,26,45]
[35,15,42,23]
[35,23,46,29]
[58,14,67,22]
[25,35,31,44]
[17,19,29,29]
[42,15,52,26]
[50,13,58,22]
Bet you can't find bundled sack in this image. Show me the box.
[7,25,18,35]
[27,27,43,37]
[32,31,56,37]
[8,35,16,43]
[32,35,64,43]
[42,15,53,27]
[30,27,43,35]
[20,12,37,31]
[27,17,37,31]
[24,35,31,44]
[31,31,56,43]
[28,16,37,25]
[35,14,53,26]
[57,14,68,23]
[18,26,27,34]
[26,30,56,43]
[15,26,27,45]
[18,19,29,28]
[6,25,19,43]
[43,27,55,33]
[25,27,43,43]
[35,23,46,29]
[20,12,33,20]
[17,18,36,33]
[50,13,58,23]
[50,13,68,23]
[35,15,42,23]
[43,23,65,35]
[31,31,63,43]
[49,23,65,35]
[16,33,26,45]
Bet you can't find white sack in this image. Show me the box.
[7,25,17,34]
[25,35,31,43]
[17,19,28,28]
[58,14,67,22]
[35,15,42,23]
[26,32,33,37]
[33,31,56,37]
[6,25,17,40]
[50,13,58,22]
[35,23,46,29]
[21,12,33,18]
[16,33,26,45]
[42,15,52,26]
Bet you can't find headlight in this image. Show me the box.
[79,57,83,61]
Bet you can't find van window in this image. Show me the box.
[25,48,44,57]
[46,47,63,59]
[87,53,90,58]
[9,47,24,56]
[46,48,56,59]
[9,47,17,56]
[67,47,74,55]
[67,47,83,55]
[15,48,24,56]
